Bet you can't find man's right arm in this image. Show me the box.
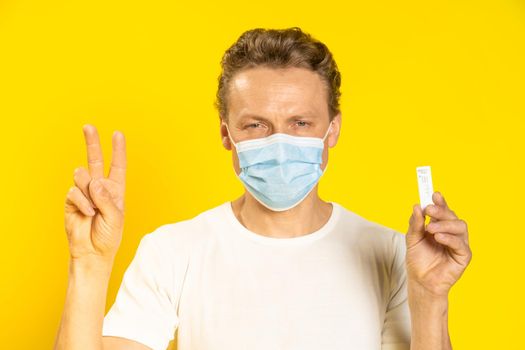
[53,256,150,350]
[55,125,149,349]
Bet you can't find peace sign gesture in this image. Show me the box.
[64,124,127,262]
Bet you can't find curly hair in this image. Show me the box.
[214,27,342,120]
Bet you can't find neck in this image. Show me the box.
[230,187,333,238]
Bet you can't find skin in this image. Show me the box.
[220,66,342,238]
[54,126,148,349]
[221,66,472,349]
[406,193,472,350]
[54,66,472,350]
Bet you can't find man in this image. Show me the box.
[54,27,472,350]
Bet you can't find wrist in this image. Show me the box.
[408,279,449,315]
[69,255,115,277]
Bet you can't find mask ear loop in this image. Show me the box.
[223,123,238,148]
[223,123,244,179]
[319,121,333,176]
[322,121,333,142]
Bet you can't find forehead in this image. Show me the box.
[227,66,329,121]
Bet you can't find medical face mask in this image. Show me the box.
[224,121,333,212]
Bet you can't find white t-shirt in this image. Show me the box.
[102,201,411,350]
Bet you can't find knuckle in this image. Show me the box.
[466,250,473,263]
[88,159,103,165]
[74,167,83,176]
[430,207,441,217]
[456,219,466,232]
[73,172,89,185]
[111,163,127,170]
[66,188,77,201]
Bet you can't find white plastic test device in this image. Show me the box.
[416,166,434,210]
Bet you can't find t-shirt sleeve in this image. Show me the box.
[102,233,179,350]
[381,231,411,350]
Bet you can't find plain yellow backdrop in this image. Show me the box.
[1,0,524,348]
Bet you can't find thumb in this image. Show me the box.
[89,179,121,225]
[406,203,426,247]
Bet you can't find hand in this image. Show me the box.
[405,192,472,298]
[64,124,127,262]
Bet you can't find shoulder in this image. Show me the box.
[333,203,408,299]
[139,201,229,254]
[333,202,406,256]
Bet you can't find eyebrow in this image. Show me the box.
[238,113,316,122]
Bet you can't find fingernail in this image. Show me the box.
[87,207,96,216]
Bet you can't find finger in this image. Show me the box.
[433,232,472,259]
[406,204,426,246]
[89,178,122,228]
[424,204,457,221]
[82,124,105,179]
[73,166,97,208]
[426,219,469,238]
[432,191,448,209]
[108,130,127,185]
[65,186,96,216]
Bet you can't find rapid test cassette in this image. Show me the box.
[416,166,434,210]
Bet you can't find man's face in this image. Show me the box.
[220,66,341,176]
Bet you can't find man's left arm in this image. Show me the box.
[405,191,472,350]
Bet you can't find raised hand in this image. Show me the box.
[405,192,472,298]
[64,124,127,262]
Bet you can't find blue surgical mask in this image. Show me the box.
[224,121,333,211]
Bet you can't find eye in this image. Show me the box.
[246,122,262,129]
[295,120,309,127]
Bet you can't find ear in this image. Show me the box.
[327,111,342,148]
[220,117,233,150]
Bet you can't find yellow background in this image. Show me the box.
[1,0,523,348]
